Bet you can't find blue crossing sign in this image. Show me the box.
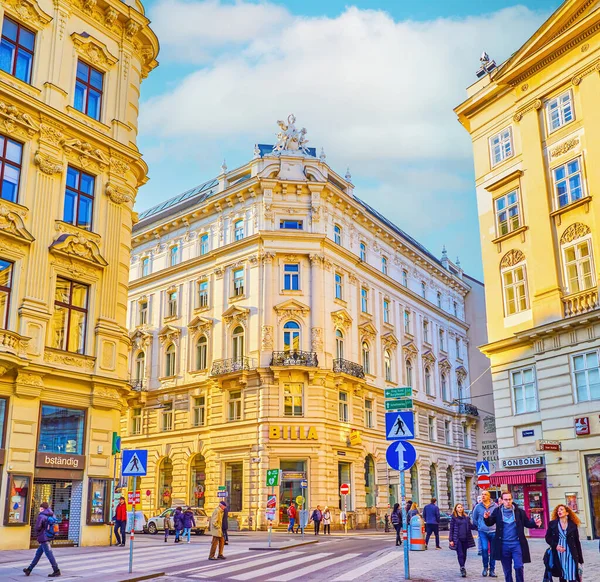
[385,411,415,440]
[476,461,490,476]
[386,441,417,471]
[122,449,148,477]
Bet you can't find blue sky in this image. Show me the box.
[136,0,560,279]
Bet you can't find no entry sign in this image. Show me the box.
[478,475,491,490]
[340,483,350,495]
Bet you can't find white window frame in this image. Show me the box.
[196,336,208,370]
[169,245,179,267]
[404,310,411,334]
[502,262,529,316]
[283,263,300,291]
[234,220,244,241]
[339,391,349,422]
[462,423,470,449]
[228,390,242,421]
[546,89,574,133]
[421,281,426,298]
[138,300,148,326]
[162,402,173,431]
[335,273,343,300]
[335,329,344,359]
[456,337,461,360]
[362,342,370,374]
[406,360,413,387]
[233,268,245,296]
[402,269,408,286]
[361,287,368,313]
[437,292,442,308]
[134,351,145,381]
[381,256,388,275]
[511,366,538,414]
[423,320,429,344]
[439,329,445,352]
[283,383,304,417]
[232,326,245,360]
[425,366,432,395]
[334,224,342,245]
[167,290,178,318]
[383,299,390,323]
[562,236,595,294]
[495,189,521,237]
[141,257,150,277]
[572,350,600,403]
[441,373,449,402]
[489,127,513,166]
[131,407,142,435]
[197,280,209,308]
[384,350,392,382]
[193,396,206,427]
[200,233,209,255]
[165,344,176,377]
[359,241,366,261]
[364,399,373,428]
[552,157,584,209]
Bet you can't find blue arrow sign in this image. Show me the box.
[122,449,148,477]
[386,441,417,472]
[385,411,415,440]
[476,461,490,476]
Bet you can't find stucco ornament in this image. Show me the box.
[272,114,310,155]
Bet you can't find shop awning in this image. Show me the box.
[490,469,543,485]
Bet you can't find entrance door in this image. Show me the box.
[279,461,306,524]
[524,482,548,538]
[30,480,76,547]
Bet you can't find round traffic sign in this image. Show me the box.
[478,475,491,490]
[300,480,308,488]
[340,483,350,495]
[295,495,305,506]
[146,490,151,496]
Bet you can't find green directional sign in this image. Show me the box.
[385,399,414,411]
[218,485,227,491]
[266,469,280,487]
[384,387,412,399]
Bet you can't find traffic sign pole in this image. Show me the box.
[400,470,410,580]
[128,475,136,574]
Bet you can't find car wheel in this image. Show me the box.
[147,522,158,535]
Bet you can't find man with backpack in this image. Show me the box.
[287,502,297,533]
[23,502,61,577]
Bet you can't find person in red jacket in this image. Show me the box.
[287,502,297,533]
[113,497,127,547]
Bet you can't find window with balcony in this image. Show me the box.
[383,299,390,323]
[0,135,22,203]
[280,219,303,230]
[0,17,34,84]
[165,343,176,377]
[193,396,205,427]
[74,60,103,121]
[511,367,537,414]
[406,360,413,387]
[138,300,148,326]
[573,350,600,402]
[141,257,150,277]
[49,277,88,353]
[228,390,242,421]
[359,242,366,261]
[339,391,349,422]
[335,329,344,359]
[233,268,244,296]
[169,245,179,267]
[196,336,208,370]
[64,166,94,231]
[335,272,343,300]
[167,290,178,318]
[131,407,142,435]
[361,342,370,375]
[489,127,513,166]
[546,90,574,132]
[402,269,408,287]
[425,366,433,395]
[381,256,388,275]
[384,350,392,381]
[284,383,303,416]
[334,224,342,245]
[0,259,12,329]
[361,287,368,313]
[200,233,209,255]
[162,402,173,431]
[441,373,449,402]
[197,280,209,308]
[553,158,583,209]
[502,263,529,315]
[232,326,244,359]
[234,220,244,241]
[423,320,429,344]
[563,238,594,294]
[445,420,452,445]
[365,399,373,428]
[283,321,301,352]
[404,310,411,334]
[283,263,300,291]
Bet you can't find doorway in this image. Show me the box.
[30,480,79,547]
[279,460,306,523]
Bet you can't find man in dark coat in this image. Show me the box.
[173,506,184,543]
[484,491,541,582]
[23,502,61,577]
[222,503,229,545]
[423,498,441,549]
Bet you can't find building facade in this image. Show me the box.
[0,0,157,549]
[456,0,600,539]
[123,119,488,530]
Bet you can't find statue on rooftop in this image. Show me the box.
[272,114,310,155]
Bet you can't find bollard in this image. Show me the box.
[409,515,426,551]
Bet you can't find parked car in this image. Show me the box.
[439,511,451,531]
[146,507,208,535]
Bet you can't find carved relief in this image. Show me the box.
[16,371,43,387]
[561,223,591,244]
[51,256,96,280]
[62,138,109,171]
[40,122,64,145]
[71,33,118,70]
[188,316,213,337]
[50,233,107,267]
[34,151,63,175]
[331,309,352,331]
[261,325,274,350]
[358,321,377,341]
[125,19,140,38]
[261,251,276,264]
[222,305,249,327]
[0,100,39,138]
[106,182,133,205]
[310,327,323,351]
[381,333,398,350]
[550,138,580,158]
[44,349,95,370]
[130,328,152,351]
[109,156,130,177]
[500,249,525,269]
[274,299,310,324]
[158,324,181,346]
[104,6,118,27]
[0,204,33,243]
[3,0,52,29]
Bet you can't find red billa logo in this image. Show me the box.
[575,417,590,436]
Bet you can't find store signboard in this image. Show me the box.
[501,456,544,468]
[36,452,85,470]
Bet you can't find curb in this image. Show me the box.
[119,572,165,582]
[249,540,320,551]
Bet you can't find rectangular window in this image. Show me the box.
[284,383,303,417]
[503,265,528,315]
[463,424,470,449]
[38,404,85,454]
[445,420,452,445]
[87,478,109,525]
[421,281,426,298]
[339,391,348,422]
[280,220,303,230]
[365,399,373,428]
[437,292,442,308]
[423,320,429,343]
[229,390,242,421]
[573,351,600,402]
[225,462,243,512]
[49,277,88,353]
[283,264,300,291]
[0,135,22,203]
[170,246,178,267]
[495,190,520,236]
[0,17,34,84]
[200,234,209,255]
[359,243,366,262]
[489,127,513,166]
[0,259,12,329]
[233,268,244,296]
[428,417,435,441]
[553,158,583,208]
[74,60,103,121]
[193,396,206,426]
[361,287,368,313]
[383,299,390,323]
[511,367,538,414]
[131,407,141,435]
[167,290,177,317]
[138,300,148,325]
[547,90,574,132]
[162,402,173,431]
[64,166,95,231]
[563,239,594,293]
[4,474,30,525]
[381,257,388,275]
[197,280,209,308]
[402,269,408,286]
[455,337,461,360]
[453,301,458,317]
[335,273,343,300]
[234,220,244,241]
[141,257,150,277]
[439,329,445,351]
[404,310,410,334]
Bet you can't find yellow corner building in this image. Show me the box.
[0,0,157,549]
[456,0,600,540]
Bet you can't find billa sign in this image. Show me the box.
[269,426,317,440]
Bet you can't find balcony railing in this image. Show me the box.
[128,379,147,392]
[271,351,318,367]
[459,402,479,417]
[333,358,365,379]
[211,356,256,376]
[562,288,599,317]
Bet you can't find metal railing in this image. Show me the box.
[211,356,256,376]
[128,379,147,392]
[459,402,479,417]
[270,351,318,367]
[333,358,365,379]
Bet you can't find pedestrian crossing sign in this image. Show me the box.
[476,461,490,476]
[122,449,148,477]
[385,411,414,440]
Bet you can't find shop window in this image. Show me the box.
[49,277,88,354]
[4,474,30,525]
[158,458,173,508]
[225,462,243,512]
[190,454,206,508]
[283,321,301,352]
[338,391,348,422]
[365,399,373,428]
[410,465,419,505]
[338,461,352,511]
[196,336,208,370]
[229,390,242,421]
[430,465,438,499]
[0,17,35,83]
[192,396,205,427]
[64,166,95,231]
[38,405,84,455]
[283,383,303,417]
[87,479,109,525]
[74,60,103,121]
[365,455,376,507]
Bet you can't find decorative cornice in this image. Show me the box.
[34,151,63,175]
[0,100,39,138]
[0,203,34,244]
[560,222,591,244]
[3,0,52,30]
[513,98,542,122]
[71,32,118,70]
[62,138,109,171]
[571,59,600,86]
[49,232,108,268]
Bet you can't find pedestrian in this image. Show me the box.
[405,499,413,515]
[476,495,483,556]
[183,506,196,543]
[391,502,402,546]
[164,511,172,543]
[484,490,542,582]
[113,496,127,547]
[322,507,331,535]
[310,505,323,535]
[287,502,297,533]
[545,504,583,582]
[222,503,229,545]
[423,497,442,550]
[472,490,499,577]
[408,502,420,520]
[173,506,184,543]
[208,501,227,560]
[23,502,61,577]
[449,502,477,578]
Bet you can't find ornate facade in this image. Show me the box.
[123,119,490,530]
[0,0,157,549]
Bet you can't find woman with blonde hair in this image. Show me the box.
[449,502,477,577]
[545,504,583,582]
[408,502,419,520]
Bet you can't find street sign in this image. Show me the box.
[296,495,305,506]
[218,485,227,491]
[266,469,280,487]
[127,490,140,505]
[267,495,277,509]
[266,508,276,521]
[340,483,350,495]
[385,411,415,440]
[217,491,228,498]
[385,441,417,472]
[384,387,412,399]
[477,475,491,490]
[476,461,490,476]
[385,399,414,411]
[300,480,308,489]
[122,450,148,477]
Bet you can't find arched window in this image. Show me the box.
[425,366,432,395]
[430,464,438,499]
[410,465,419,505]
[334,224,342,245]
[190,454,206,507]
[232,326,244,360]
[165,344,175,377]
[441,373,448,401]
[359,242,366,261]
[234,219,244,241]
[447,467,454,508]
[135,351,145,381]
[336,329,344,360]
[158,457,173,508]
[406,360,413,387]
[365,455,376,507]
[384,350,392,382]
[196,336,207,370]
[362,341,370,374]
[283,321,301,352]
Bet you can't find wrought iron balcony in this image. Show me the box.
[333,358,365,379]
[128,379,147,392]
[211,356,256,376]
[459,402,479,417]
[271,351,318,367]
[562,288,599,317]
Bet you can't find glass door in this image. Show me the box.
[524,482,547,537]
[279,461,306,523]
[586,454,600,538]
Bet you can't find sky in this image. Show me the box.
[136,0,561,280]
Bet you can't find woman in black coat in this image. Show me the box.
[545,504,583,582]
[449,503,477,578]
